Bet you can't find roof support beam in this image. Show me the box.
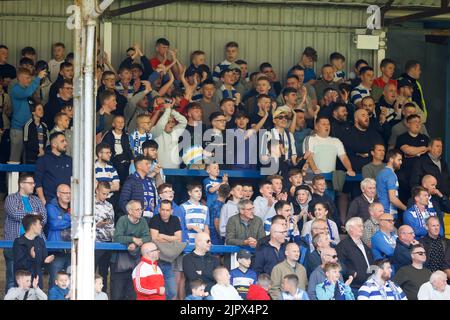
[106,0,180,18]
[385,0,450,26]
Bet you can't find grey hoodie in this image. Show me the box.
[219,199,239,237]
[4,287,47,300]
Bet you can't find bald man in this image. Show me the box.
[392,225,419,271]
[370,213,398,261]
[269,243,308,300]
[182,232,219,295]
[132,242,165,300]
[46,183,72,287]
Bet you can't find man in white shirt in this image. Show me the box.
[418,270,450,300]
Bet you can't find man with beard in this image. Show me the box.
[360,96,390,143]
[358,259,407,300]
[376,149,406,221]
[329,102,350,139]
[34,132,72,204]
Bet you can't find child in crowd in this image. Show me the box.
[213,41,240,82]
[254,180,276,221]
[330,52,346,83]
[281,274,309,300]
[242,183,254,200]
[203,162,229,209]
[316,262,354,300]
[129,114,153,157]
[23,101,48,164]
[115,66,134,99]
[4,271,47,300]
[230,249,257,300]
[308,175,339,225]
[247,273,272,300]
[210,184,230,245]
[211,266,242,300]
[94,274,108,300]
[292,185,312,232]
[219,182,244,238]
[288,168,304,199]
[185,279,212,300]
[180,183,210,244]
[48,271,71,300]
[215,69,240,104]
[268,175,287,201]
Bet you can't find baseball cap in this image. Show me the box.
[397,77,413,89]
[237,249,252,260]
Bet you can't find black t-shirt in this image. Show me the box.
[249,112,273,131]
[148,214,181,236]
[341,126,384,172]
[396,132,429,172]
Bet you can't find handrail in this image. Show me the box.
[0,164,364,181]
[0,240,248,254]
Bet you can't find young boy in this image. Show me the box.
[48,271,71,300]
[23,102,48,164]
[48,42,66,82]
[219,182,244,238]
[10,67,46,162]
[308,175,339,224]
[288,168,304,198]
[329,52,346,83]
[4,271,47,300]
[315,262,354,300]
[210,184,230,245]
[185,278,212,300]
[230,249,257,299]
[94,274,108,300]
[247,273,272,300]
[187,50,212,83]
[210,266,242,300]
[213,41,240,82]
[115,66,134,99]
[242,183,254,201]
[215,69,240,104]
[50,112,73,156]
[281,274,309,300]
[373,58,397,90]
[268,175,287,201]
[253,180,276,221]
[203,162,229,209]
[180,183,210,244]
[129,114,153,157]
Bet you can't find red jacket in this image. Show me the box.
[132,257,166,300]
[246,284,271,300]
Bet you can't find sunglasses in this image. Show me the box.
[275,116,290,120]
[325,254,338,259]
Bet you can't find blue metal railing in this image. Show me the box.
[0,164,364,181]
[0,240,246,254]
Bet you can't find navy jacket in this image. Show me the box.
[13,235,48,281]
[252,242,287,276]
[102,129,133,162]
[119,173,150,215]
[410,153,450,196]
[34,150,72,202]
[392,238,412,271]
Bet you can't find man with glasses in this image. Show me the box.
[44,79,73,130]
[94,143,120,195]
[394,244,431,300]
[4,173,47,291]
[182,232,220,296]
[132,242,166,300]
[371,213,398,261]
[112,200,151,300]
[392,225,418,271]
[307,247,342,300]
[337,217,373,295]
[204,111,227,165]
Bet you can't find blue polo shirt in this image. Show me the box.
[376,166,399,218]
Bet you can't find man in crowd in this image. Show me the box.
[253,223,288,275]
[347,178,377,222]
[392,225,418,271]
[397,60,427,122]
[419,216,450,276]
[362,144,386,179]
[362,202,384,248]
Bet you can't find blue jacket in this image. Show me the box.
[48,285,70,300]
[34,150,72,202]
[119,173,156,216]
[392,238,412,271]
[11,76,41,129]
[316,280,354,300]
[46,198,71,241]
[403,205,443,240]
[371,230,397,261]
[252,242,286,275]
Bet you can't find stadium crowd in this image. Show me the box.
[0,38,449,300]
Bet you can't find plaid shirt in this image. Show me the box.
[362,217,379,248]
[4,192,47,240]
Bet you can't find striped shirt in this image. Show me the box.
[94,160,120,184]
[115,81,134,99]
[129,130,153,156]
[334,70,346,82]
[264,215,297,241]
[180,200,210,244]
[358,277,407,300]
[213,60,233,82]
[350,84,371,105]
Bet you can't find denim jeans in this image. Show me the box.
[159,261,176,300]
[3,249,15,292]
[48,252,71,287]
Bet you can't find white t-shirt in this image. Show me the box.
[112,131,123,155]
[418,282,450,300]
[48,59,64,83]
[211,284,243,300]
[303,135,346,173]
